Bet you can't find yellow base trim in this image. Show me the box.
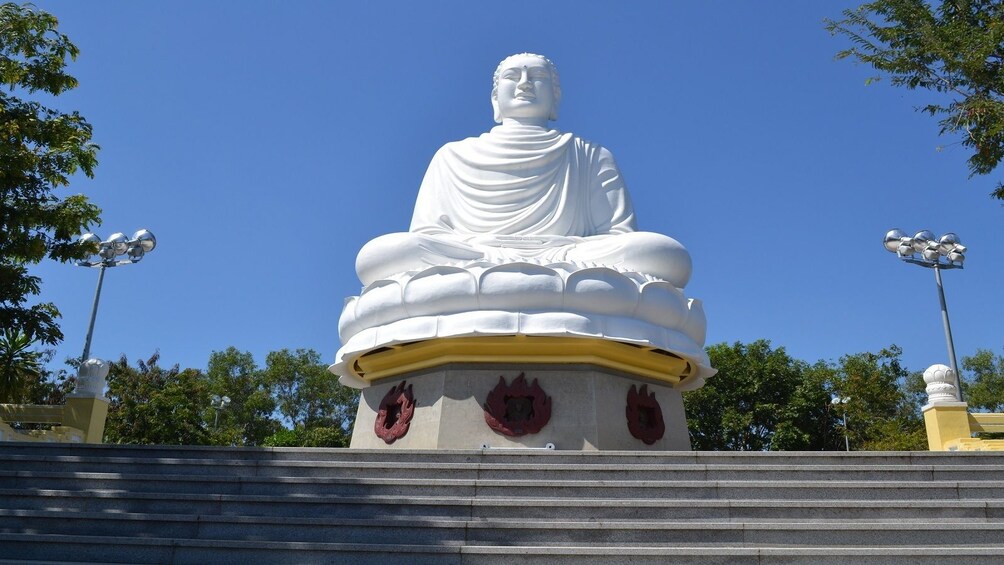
[351,336,692,386]
[944,438,1004,451]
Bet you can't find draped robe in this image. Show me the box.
[410,125,637,244]
[355,125,691,288]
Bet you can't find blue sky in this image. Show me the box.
[28,1,1003,378]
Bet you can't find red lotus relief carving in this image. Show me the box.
[626,384,665,445]
[483,373,551,436]
[374,381,416,444]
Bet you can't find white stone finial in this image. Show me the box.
[72,358,109,398]
[924,363,958,405]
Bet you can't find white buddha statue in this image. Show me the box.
[355,53,693,289]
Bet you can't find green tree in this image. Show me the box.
[262,425,350,448]
[774,361,843,451]
[962,348,1004,411]
[0,349,72,432]
[206,347,279,446]
[684,340,840,451]
[259,348,359,449]
[263,348,359,431]
[1,2,101,345]
[104,353,211,445]
[18,349,73,405]
[826,0,1004,199]
[0,329,41,401]
[827,346,927,451]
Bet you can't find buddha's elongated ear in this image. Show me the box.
[492,96,501,123]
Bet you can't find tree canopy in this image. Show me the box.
[0,2,101,346]
[264,348,358,431]
[104,353,211,446]
[101,347,358,448]
[0,328,41,402]
[822,346,927,451]
[206,347,280,446]
[684,341,929,451]
[684,340,842,451]
[826,0,1004,199]
[963,348,1004,412]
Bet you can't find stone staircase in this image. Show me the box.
[1,443,1003,563]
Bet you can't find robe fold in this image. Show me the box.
[410,125,637,238]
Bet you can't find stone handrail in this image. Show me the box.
[969,412,1004,434]
[0,404,66,424]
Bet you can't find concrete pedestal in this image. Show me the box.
[350,363,690,450]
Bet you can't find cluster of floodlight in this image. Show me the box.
[883,229,966,267]
[77,230,157,267]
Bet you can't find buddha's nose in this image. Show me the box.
[517,70,532,90]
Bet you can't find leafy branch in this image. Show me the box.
[826,0,1004,199]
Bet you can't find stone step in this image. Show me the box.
[0,534,459,565]
[7,453,1004,481]
[5,442,1004,466]
[4,444,1004,562]
[4,509,1004,547]
[461,545,1004,564]
[1,488,1001,522]
[0,454,483,479]
[2,535,1004,565]
[6,469,1004,500]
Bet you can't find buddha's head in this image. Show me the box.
[491,53,562,125]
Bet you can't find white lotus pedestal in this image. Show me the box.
[332,262,714,450]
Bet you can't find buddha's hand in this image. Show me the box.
[465,234,581,249]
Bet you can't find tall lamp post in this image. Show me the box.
[831,396,850,451]
[883,229,966,401]
[76,230,157,361]
[212,395,231,430]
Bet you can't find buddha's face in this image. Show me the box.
[493,54,556,124]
